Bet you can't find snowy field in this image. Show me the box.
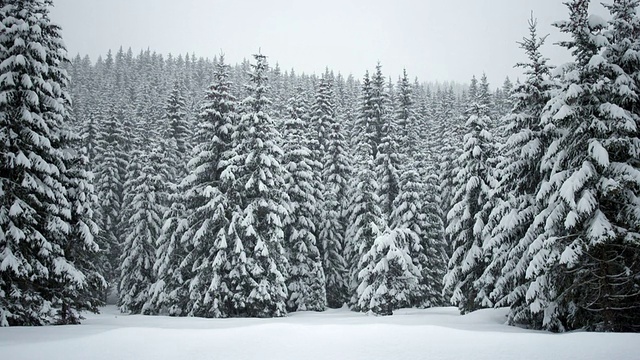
[1,306,638,360]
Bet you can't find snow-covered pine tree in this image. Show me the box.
[309,73,335,266]
[225,53,289,317]
[1,0,104,326]
[482,16,556,326]
[66,61,111,303]
[347,140,385,310]
[93,103,128,286]
[494,77,514,119]
[443,75,497,314]
[118,147,166,314]
[365,65,399,223]
[173,55,238,318]
[81,106,101,166]
[319,95,351,308]
[421,173,449,307]
[268,62,288,128]
[370,63,390,161]
[181,183,229,318]
[524,0,640,331]
[375,114,401,224]
[310,71,333,154]
[342,74,360,152]
[352,71,374,160]
[56,131,107,323]
[344,72,372,300]
[438,85,470,247]
[477,74,498,135]
[394,69,419,163]
[163,81,190,182]
[66,54,91,130]
[390,169,447,308]
[355,225,419,315]
[146,186,190,316]
[392,70,448,307]
[145,84,191,315]
[118,86,169,311]
[415,86,436,175]
[596,0,640,330]
[282,87,326,312]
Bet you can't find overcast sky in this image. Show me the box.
[49,0,610,85]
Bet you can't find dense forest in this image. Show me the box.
[1,0,639,333]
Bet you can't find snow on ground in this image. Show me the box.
[1,306,638,360]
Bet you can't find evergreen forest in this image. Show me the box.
[1,0,639,333]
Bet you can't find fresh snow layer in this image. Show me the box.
[1,306,638,360]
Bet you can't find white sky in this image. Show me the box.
[49,0,610,85]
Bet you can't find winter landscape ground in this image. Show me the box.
[1,306,638,360]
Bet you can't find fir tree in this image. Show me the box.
[525,0,640,331]
[391,169,447,308]
[421,174,449,307]
[163,81,190,182]
[174,56,238,317]
[483,16,556,326]
[355,226,420,315]
[225,53,289,317]
[319,102,351,309]
[1,0,104,326]
[118,148,165,314]
[81,107,101,165]
[347,142,385,310]
[435,86,465,222]
[93,104,128,286]
[310,73,335,154]
[56,132,106,323]
[375,115,401,223]
[370,63,389,160]
[495,77,514,119]
[353,71,374,159]
[443,76,497,314]
[394,69,419,162]
[146,186,190,316]
[282,88,326,312]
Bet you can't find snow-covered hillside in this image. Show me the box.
[1,306,638,360]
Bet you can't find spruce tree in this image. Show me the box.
[93,104,128,286]
[282,88,326,312]
[172,56,238,317]
[355,226,419,315]
[443,75,497,314]
[319,101,351,309]
[118,148,165,314]
[353,71,373,158]
[370,63,389,161]
[81,107,101,166]
[495,77,514,119]
[375,115,401,223]
[310,72,335,154]
[394,69,419,162]
[525,0,640,331]
[1,0,104,326]
[483,16,555,326]
[146,186,190,316]
[225,53,289,317]
[347,142,385,310]
[438,84,470,248]
[391,169,446,308]
[56,131,106,323]
[163,81,190,182]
